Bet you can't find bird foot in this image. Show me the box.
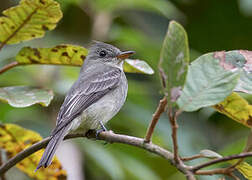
[95,121,108,139]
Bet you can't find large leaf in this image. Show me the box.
[159,21,189,106]
[15,44,154,74]
[177,53,240,111]
[0,123,66,179]
[0,86,53,107]
[0,0,62,46]
[213,50,252,94]
[214,93,252,128]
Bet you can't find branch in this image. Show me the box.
[181,154,203,161]
[192,152,252,172]
[168,109,180,163]
[0,62,19,75]
[144,97,167,142]
[0,131,186,175]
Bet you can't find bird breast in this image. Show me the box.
[69,73,128,133]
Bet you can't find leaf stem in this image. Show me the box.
[181,154,203,161]
[144,97,167,142]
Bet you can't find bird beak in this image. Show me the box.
[117,51,135,60]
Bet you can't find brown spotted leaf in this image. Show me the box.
[213,93,252,128]
[0,123,66,179]
[16,45,88,66]
[177,53,239,111]
[15,44,154,74]
[213,50,252,94]
[0,0,62,46]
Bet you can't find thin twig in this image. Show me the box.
[144,97,167,142]
[192,152,252,172]
[168,109,180,163]
[0,62,19,75]
[194,168,230,175]
[0,131,184,175]
[181,154,203,161]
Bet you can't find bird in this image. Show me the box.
[36,41,134,170]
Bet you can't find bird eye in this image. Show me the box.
[99,50,107,57]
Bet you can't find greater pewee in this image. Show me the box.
[36,41,134,170]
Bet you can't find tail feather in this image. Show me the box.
[35,126,69,171]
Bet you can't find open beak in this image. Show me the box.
[117,51,135,60]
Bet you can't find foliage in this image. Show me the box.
[159,20,252,179]
[16,45,154,74]
[214,93,252,128]
[0,86,53,107]
[159,20,189,107]
[0,124,66,179]
[237,162,252,180]
[0,0,62,46]
[0,0,252,179]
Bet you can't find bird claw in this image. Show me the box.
[99,121,107,131]
[95,121,108,139]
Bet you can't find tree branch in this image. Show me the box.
[0,62,19,75]
[144,97,167,142]
[192,152,252,172]
[0,130,185,175]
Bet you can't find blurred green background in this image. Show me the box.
[0,0,252,179]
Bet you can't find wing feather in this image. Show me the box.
[51,67,122,136]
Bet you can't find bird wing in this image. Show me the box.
[51,67,122,136]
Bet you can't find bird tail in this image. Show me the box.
[35,126,69,171]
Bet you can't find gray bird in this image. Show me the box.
[36,41,134,170]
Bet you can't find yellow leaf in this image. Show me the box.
[0,0,62,45]
[15,44,154,74]
[213,93,252,128]
[16,44,88,66]
[236,162,252,180]
[0,123,66,179]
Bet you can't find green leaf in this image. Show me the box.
[177,53,240,112]
[15,44,154,74]
[199,149,223,159]
[0,86,53,107]
[0,0,62,46]
[213,50,252,94]
[159,21,189,106]
[0,123,66,179]
[214,93,252,128]
[124,59,154,75]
